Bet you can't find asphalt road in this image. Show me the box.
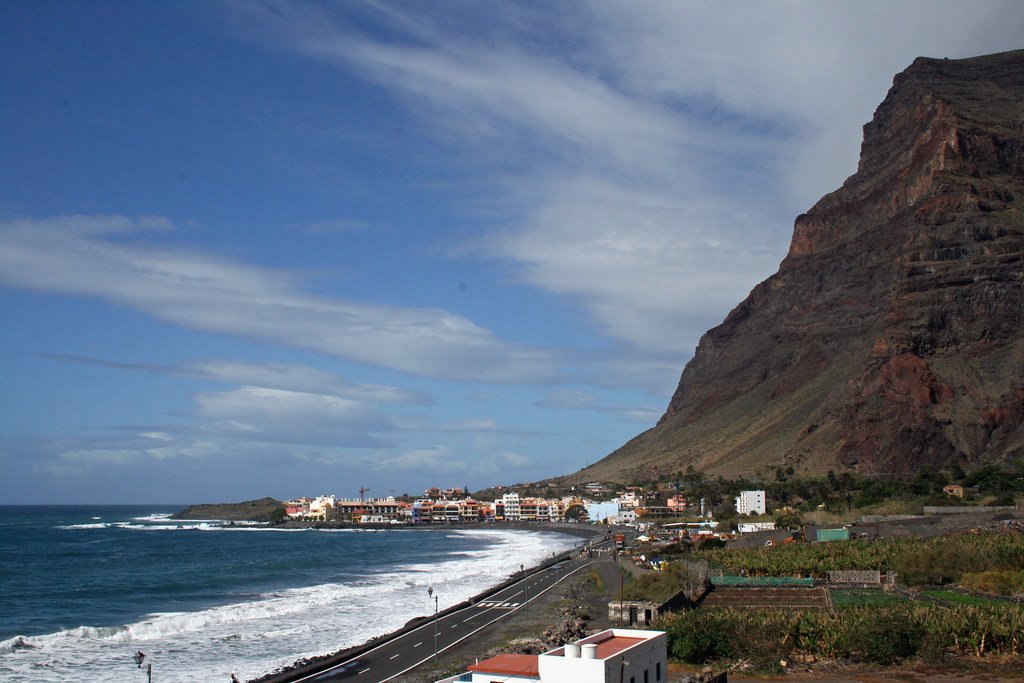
[288,555,601,683]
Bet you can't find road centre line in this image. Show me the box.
[287,544,608,683]
[382,560,597,681]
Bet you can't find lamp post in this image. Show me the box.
[427,586,438,663]
[520,563,528,614]
[133,651,152,683]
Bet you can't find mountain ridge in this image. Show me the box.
[577,50,1024,484]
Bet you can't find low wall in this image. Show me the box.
[922,505,1017,514]
[710,575,814,586]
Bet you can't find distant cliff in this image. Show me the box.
[583,50,1024,482]
[173,497,285,522]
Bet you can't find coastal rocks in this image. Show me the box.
[583,49,1024,481]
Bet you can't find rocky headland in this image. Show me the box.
[171,497,285,522]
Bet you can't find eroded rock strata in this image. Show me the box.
[592,50,1024,481]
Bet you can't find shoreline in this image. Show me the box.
[249,523,607,683]
[270,519,606,537]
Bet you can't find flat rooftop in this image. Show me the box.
[592,635,646,659]
[547,630,655,661]
[469,653,540,677]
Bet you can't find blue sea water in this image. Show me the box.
[0,505,581,682]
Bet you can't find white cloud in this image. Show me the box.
[485,176,784,352]
[538,390,598,411]
[183,360,432,405]
[192,386,392,447]
[40,354,435,406]
[233,1,1024,358]
[366,445,533,482]
[538,388,661,425]
[0,215,558,383]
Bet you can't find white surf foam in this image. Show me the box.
[0,528,581,682]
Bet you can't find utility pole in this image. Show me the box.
[427,587,438,663]
[520,564,528,615]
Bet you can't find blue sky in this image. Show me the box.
[2,1,1022,504]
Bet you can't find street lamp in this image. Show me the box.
[133,651,152,683]
[427,586,438,663]
[520,564,528,614]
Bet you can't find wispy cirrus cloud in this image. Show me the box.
[229,2,788,357]
[231,0,1024,359]
[538,389,661,425]
[191,386,392,448]
[0,215,558,383]
[39,355,434,406]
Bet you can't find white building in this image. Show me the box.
[499,492,522,520]
[306,495,336,521]
[735,490,766,515]
[614,509,637,525]
[439,629,667,683]
[616,492,643,508]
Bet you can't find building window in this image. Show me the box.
[644,670,649,683]
[657,662,661,681]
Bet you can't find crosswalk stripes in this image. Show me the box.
[474,600,520,609]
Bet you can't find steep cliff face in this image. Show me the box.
[589,50,1024,482]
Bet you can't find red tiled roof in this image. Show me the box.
[468,653,540,677]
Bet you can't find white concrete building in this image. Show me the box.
[499,492,522,520]
[735,490,766,515]
[614,509,637,525]
[616,492,643,508]
[439,629,667,683]
[307,495,336,521]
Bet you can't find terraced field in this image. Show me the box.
[699,586,830,611]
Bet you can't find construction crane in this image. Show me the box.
[359,486,370,502]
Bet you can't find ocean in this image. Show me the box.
[0,505,582,682]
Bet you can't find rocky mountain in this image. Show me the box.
[584,50,1024,483]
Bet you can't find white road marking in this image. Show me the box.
[413,642,422,648]
[375,560,596,683]
[390,654,401,660]
[358,668,371,674]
